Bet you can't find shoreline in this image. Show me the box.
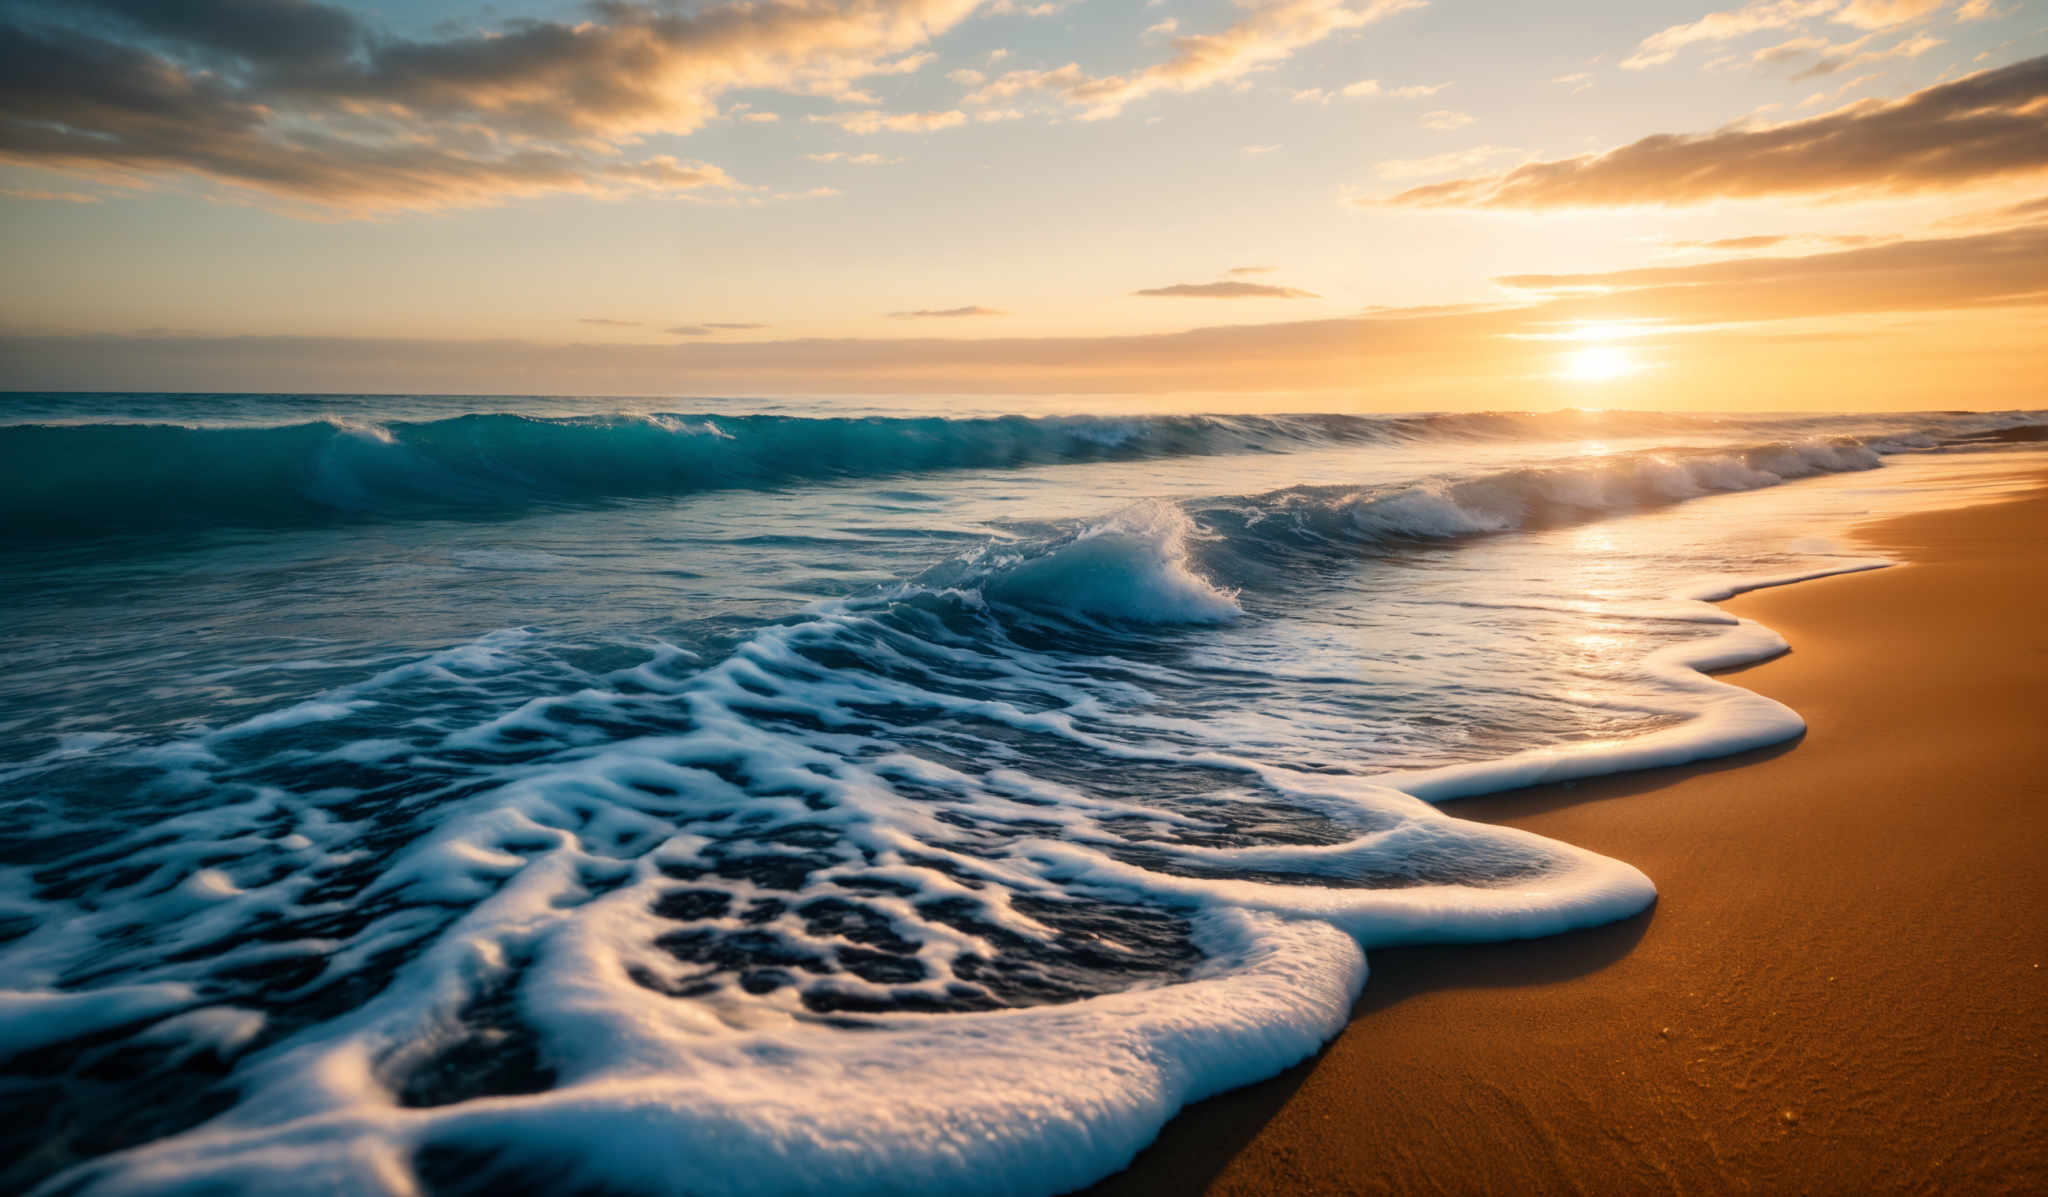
[1091,468,2048,1194]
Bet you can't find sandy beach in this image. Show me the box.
[1094,470,2048,1195]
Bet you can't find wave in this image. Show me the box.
[4,408,2037,540]
[942,437,1884,630]
[0,411,1388,539]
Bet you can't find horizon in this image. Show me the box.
[3,0,2045,408]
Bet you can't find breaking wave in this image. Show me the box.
[0,407,2032,539]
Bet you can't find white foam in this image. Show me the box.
[0,984,197,1060]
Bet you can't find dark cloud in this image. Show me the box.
[1133,281,1320,298]
[0,1,984,212]
[1384,56,2048,208]
[887,306,1008,318]
[61,0,363,68]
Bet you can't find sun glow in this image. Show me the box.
[1565,344,1632,382]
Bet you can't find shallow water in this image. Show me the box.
[1,396,2041,1195]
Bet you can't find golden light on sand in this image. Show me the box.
[1565,344,1632,382]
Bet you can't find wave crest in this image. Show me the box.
[981,502,1243,625]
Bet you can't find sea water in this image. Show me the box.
[0,396,2041,1195]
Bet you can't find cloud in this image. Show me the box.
[963,0,1423,119]
[1756,29,1944,78]
[0,185,102,203]
[888,305,1009,318]
[665,322,769,335]
[0,0,988,213]
[1831,0,1947,30]
[1494,224,2046,311]
[580,317,642,328]
[1227,265,1278,275]
[1674,234,1793,251]
[1133,281,1321,298]
[1622,1,1840,70]
[808,109,969,133]
[1420,109,1475,130]
[806,152,902,164]
[1382,56,2048,208]
[1942,194,2048,228]
[1664,232,1881,250]
[1622,0,1956,69]
[1553,72,1594,91]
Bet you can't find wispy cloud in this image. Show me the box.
[1493,223,2046,319]
[1133,281,1321,298]
[805,152,904,165]
[1384,57,2048,207]
[1664,233,1882,250]
[888,305,1009,318]
[579,318,642,328]
[963,0,1423,119]
[0,185,102,203]
[1620,0,1951,71]
[664,322,771,336]
[808,109,969,134]
[1754,29,1944,78]
[1227,265,1278,276]
[1420,109,1475,130]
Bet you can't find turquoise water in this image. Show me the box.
[1,395,2040,1195]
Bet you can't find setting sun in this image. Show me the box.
[1566,344,1633,382]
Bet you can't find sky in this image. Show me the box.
[0,0,2044,408]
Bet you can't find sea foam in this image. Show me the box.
[5,413,2038,1197]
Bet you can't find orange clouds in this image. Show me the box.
[0,0,985,212]
[1383,56,2048,208]
[1133,281,1322,298]
[962,0,1422,119]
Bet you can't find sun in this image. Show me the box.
[1565,344,1631,382]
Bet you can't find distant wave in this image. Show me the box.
[2,408,2038,541]
[0,411,1396,539]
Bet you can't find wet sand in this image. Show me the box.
[1091,471,2048,1195]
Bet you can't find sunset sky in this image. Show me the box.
[2,0,2043,406]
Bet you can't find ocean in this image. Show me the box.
[1,394,2042,1195]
